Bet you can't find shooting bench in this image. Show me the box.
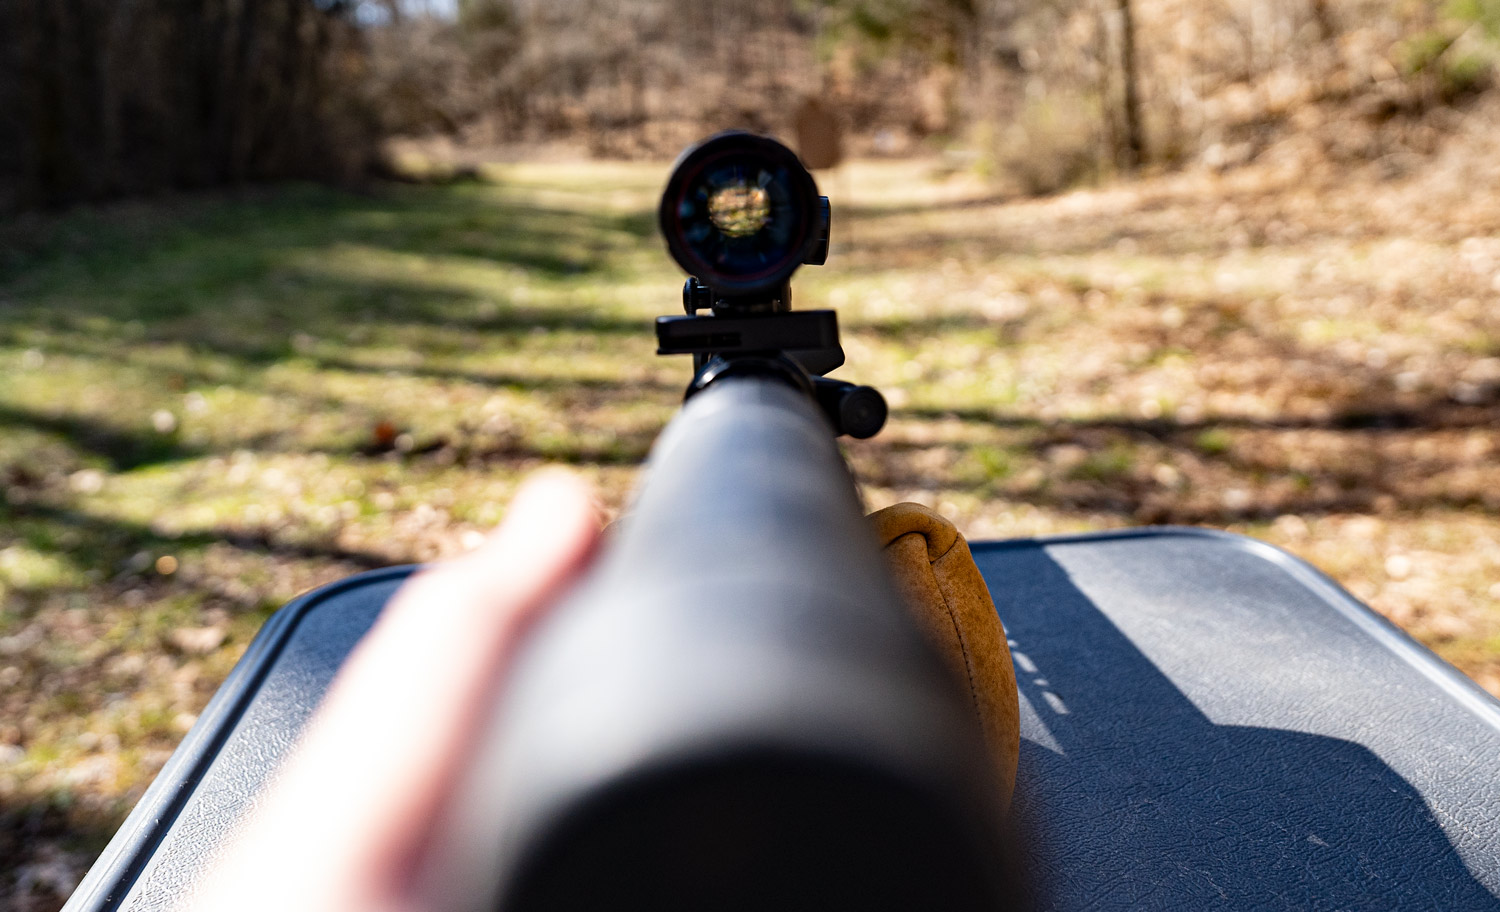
[64,528,1500,911]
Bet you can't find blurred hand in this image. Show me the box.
[195,472,601,912]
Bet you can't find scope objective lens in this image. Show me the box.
[660,133,821,299]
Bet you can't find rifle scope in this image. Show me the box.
[659,132,829,301]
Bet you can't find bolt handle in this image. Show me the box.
[814,378,888,439]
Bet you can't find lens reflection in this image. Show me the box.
[707,181,772,238]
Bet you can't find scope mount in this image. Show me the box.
[655,276,888,440]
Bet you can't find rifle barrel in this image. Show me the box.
[418,377,1006,911]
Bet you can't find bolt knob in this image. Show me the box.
[839,385,887,439]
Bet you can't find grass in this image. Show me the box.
[3,157,1500,909]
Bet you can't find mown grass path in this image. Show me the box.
[2,160,1499,909]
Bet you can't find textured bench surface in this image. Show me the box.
[977,529,1500,910]
[66,529,1500,911]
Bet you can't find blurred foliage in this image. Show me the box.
[1448,0,1500,37]
[0,0,380,212]
[457,0,521,30]
[822,0,978,65]
[7,0,1500,206]
[1398,0,1500,99]
[348,0,1500,194]
[989,91,1104,195]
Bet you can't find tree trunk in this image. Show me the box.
[1310,0,1337,43]
[1116,0,1145,170]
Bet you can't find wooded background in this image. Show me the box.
[4,0,1499,209]
[0,0,378,210]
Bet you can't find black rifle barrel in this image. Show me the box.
[418,377,1007,912]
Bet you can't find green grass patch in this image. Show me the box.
[1068,444,1138,482]
[1194,428,1233,456]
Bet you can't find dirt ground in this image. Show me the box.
[3,130,1500,906]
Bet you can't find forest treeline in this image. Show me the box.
[3,0,1499,210]
[0,0,378,211]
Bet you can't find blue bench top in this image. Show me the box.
[65,528,1500,911]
